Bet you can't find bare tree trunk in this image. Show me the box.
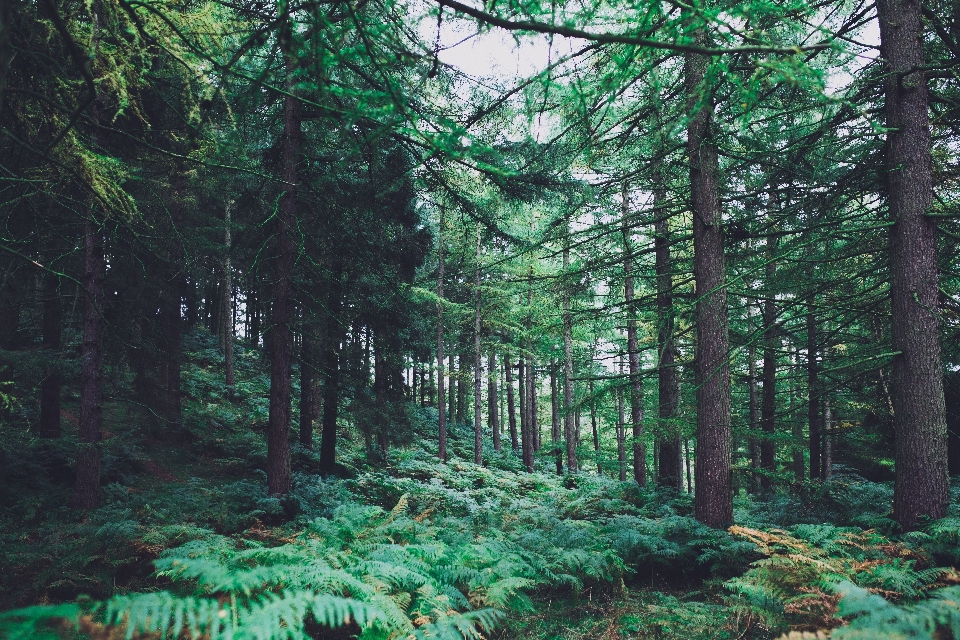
[807,295,820,480]
[760,232,778,489]
[878,0,950,529]
[474,224,483,465]
[449,356,456,428]
[822,398,832,481]
[437,208,446,462]
[300,338,315,449]
[563,222,578,473]
[266,25,300,496]
[653,181,682,490]
[223,200,234,390]
[39,256,62,439]
[489,349,500,451]
[687,40,731,526]
[748,340,760,492]
[70,222,104,510]
[617,355,626,482]
[551,359,562,474]
[622,185,646,486]
[506,350,518,451]
[318,272,343,476]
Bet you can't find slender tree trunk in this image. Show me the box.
[70,222,104,509]
[551,359,562,474]
[878,0,950,529]
[39,261,62,439]
[436,209,447,462]
[563,223,578,473]
[687,42,732,527]
[792,349,804,482]
[822,398,832,481]
[807,296,820,480]
[622,185,646,486]
[617,355,627,482]
[300,338,314,449]
[457,354,467,426]
[590,376,600,473]
[474,225,483,465]
[760,234,778,489]
[266,29,300,496]
[489,350,500,451]
[223,201,235,390]
[530,363,539,453]
[519,355,533,470]
[748,341,761,492]
[506,350,518,451]
[449,356,456,428]
[653,182,682,489]
[318,272,343,476]
[685,438,693,494]
[248,286,259,348]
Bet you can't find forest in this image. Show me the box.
[3,0,960,637]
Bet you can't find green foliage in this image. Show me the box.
[830,582,960,640]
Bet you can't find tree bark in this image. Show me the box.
[437,208,447,462]
[266,28,300,495]
[622,186,646,486]
[300,337,315,449]
[70,222,104,509]
[822,398,832,481]
[617,355,627,482]
[223,200,235,390]
[489,349,500,451]
[748,340,761,492]
[687,42,732,527]
[506,350,518,451]
[474,224,483,465]
[563,223,578,473]
[807,297,820,480]
[760,234,778,490]
[551,359,562,474]
[653,183,682,489]
[878,0,950,529]
[39,260,62,439]
[318,274,343,476]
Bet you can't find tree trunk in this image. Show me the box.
[300,338,315,449]
[617,355,627,482]
[622,186,646,486]
[506,350,518,451]
[437,208,447,462]
[563,224,578,473]
[318,275,343,476]
[687,42,732,527]
[822,398,832,481]
[489,349,500,452]
[590,376,600,473]
[223,200,235,390]
[474,224,483,465]
[748,340,761,492]
[551,359,562,474]
[457,354,467,426]
[449,355,456,428]
[807,298,820,480]
[654,183,683,490]
[878,0,950,529]
[70,222,104,510]
[760,234,778,490]
[266,30,300,496]
[39,263,62,439]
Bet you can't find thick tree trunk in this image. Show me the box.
[39,264,62,439]
[266,36,300,496]
[622,187,646,486]
[70,222,104,509]
[437,209,447,462]
[760,233,778,489]
[687,43,732,527]
[653,184,682,489]
[489,350,500,451]
[878,0,950,529]
[563,226,578,473]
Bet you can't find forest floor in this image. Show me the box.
[3,331,960,640]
